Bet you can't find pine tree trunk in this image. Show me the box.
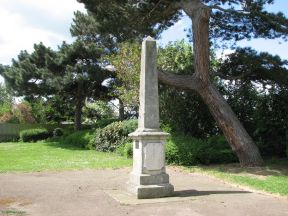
[74,82,84,131]
[198,84,264,166]
[119,98,125,120]
[74,98,83,131]
[178,2,264,166]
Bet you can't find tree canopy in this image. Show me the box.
[77,0,288,42]
[77,0,288,166]
[0,40,111,130]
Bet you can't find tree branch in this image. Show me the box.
[158,69,201,90]
[209,4,250,16]
[213,72,246,80]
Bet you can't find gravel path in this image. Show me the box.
[0,167,287,216]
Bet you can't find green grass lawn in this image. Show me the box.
[185,160,288,197]
[1,140,287,198]
[0,141,132,172]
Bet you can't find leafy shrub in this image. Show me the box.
[165,135,237,165]
[122,119,138,135]
[124,142,133,157]
[61,130,93,149]
[160,123,172,133]
[116,142,133,158]
[0,113,19,123]
[206,135,237,163]
[53,128,64,137]
[13,102,36,124]
[20,128,51,142]
[88,119,137,152]
[0,135,19,143]
[94,118,118,129]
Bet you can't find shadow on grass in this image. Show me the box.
[197,159,288,177]
[44,139,88,151]
[173,189,251,197]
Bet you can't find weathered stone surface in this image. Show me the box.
[129,173,170,185]
[129,184,174,199]
[144,142,165,171]
[128,36,174,199]
[138,36,160,132]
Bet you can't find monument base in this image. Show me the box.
[128,180,174,199]
[127,130,174,199]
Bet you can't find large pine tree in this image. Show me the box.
[0,41,111,130]
[77,0,288,166]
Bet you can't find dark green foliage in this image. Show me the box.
[78,0,182,42]
[0,136,19,143]
[60,130,93,148]
[53,128,64,137]
[26,96,74,124]
[218,49,288,158]
[122,119,138,136]
[158,41,219,137]
[217,47,288,85]
[165,135,237,166]
[124,142,133,158]
[70,11,117,51]
[79,0,288,43]
[0,40,112,130]
[20,128,51,142]
[116,142,133,158]
[88,119,137,152]
[94,118,118,129]
[0,84,13,117]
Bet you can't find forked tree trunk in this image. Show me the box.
[159,1,264,166]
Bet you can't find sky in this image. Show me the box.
[0,0,287,84]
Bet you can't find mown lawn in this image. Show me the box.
[0,141,132,172]
[1,140,287,198]
[185,159,288,197]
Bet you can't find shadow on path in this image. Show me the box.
[173,189,251,197]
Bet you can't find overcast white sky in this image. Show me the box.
[0,0,287,84]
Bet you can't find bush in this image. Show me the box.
[206,135,237,164]
[116,142,133,158]
[88,119,137,152]
[165,135,237,166]
[61,130,93,149]
[122,119,138,135]
[94,118,118,129]
[53,128,64,137]
[20,128,51,142]
[0,135,19,143]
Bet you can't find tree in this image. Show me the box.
[0,41,111,130]
[217,48,288,158]
[12,102,36,124]
[83,100,115,123]
[158,40,219,137]
[105,42,141,119]
[0,83,13,117]
[56,40,111,130]
[78,0,288,166]
[0,43,57,98]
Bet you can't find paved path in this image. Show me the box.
[0,167,287,216]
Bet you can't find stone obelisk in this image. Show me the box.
[128,36,174,199]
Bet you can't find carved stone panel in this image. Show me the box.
[144,142,164,171]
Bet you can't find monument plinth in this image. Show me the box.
[128,36,174,199]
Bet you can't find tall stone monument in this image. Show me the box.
[128,36,174,199]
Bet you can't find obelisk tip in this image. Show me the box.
[145,36,155,41]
